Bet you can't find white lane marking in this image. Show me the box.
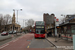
[0,44,9,49]
[13,39,18,42]
[0,40,13,47]
[27,46,29,48]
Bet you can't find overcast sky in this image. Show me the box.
[0,0,75,27]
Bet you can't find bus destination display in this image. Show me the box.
[36,26,44,28]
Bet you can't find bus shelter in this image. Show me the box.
[47,27,55,37]
[47,27,60,37]
[58,23,75,41]
[47,23,75,41]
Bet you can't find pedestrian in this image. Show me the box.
[59,33,61,38]
[46,32,48,37]
[47,30,52,37]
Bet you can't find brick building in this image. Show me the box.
[43,13,55,29]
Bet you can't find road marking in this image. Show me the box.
[13,39,18,42]
[27,46,29,48]
[0,39,14,47]
[0,44,9,49]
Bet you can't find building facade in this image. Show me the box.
[1,11,21,32]
[43,13,55,29]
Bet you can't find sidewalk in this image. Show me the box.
[46,37,73,50]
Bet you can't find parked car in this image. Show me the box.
[1,31,8,36]
[9,31,13,34]
[13,30,17,34]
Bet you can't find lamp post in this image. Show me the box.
[13,9,22,24]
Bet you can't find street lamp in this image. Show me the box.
[13,9,22,24]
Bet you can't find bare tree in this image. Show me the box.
[0,14,12,32]
[0,14,4,32]
[4,14,12,25]
[26,19,34,29]
[59,17,66,24]
[0,14,3,25]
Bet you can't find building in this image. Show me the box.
[65,15,75,23]
[43,13,55,29]
[1,11,21,32]
[48,14,75,40]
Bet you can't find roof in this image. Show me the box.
[59,23,75,26]
[47,23,75,30]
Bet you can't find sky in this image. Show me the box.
[0,0,75,27]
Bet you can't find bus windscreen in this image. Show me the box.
[35,28,45,34]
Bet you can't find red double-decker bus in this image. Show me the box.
[34,21,45,38]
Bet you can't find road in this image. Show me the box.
[28,38,53,48]
[0,33,55,50]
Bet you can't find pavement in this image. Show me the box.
[46,37,73,50]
